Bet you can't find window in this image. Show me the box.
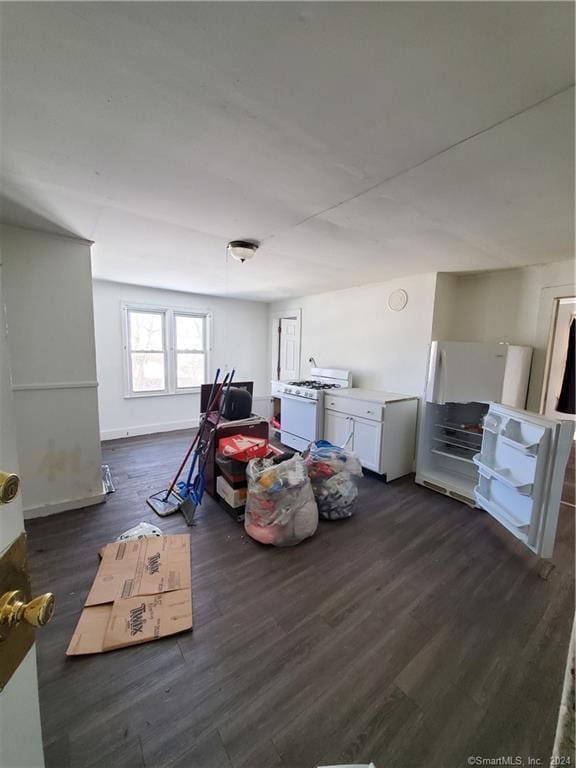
[124,305,209,396]
[128,310,166,393]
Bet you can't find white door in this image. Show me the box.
[0,267,45,766]
[426,341,507,404]
[324,411,352,448]
[351,417,381,472]
[279,318,299,382]
[474,403,574,558]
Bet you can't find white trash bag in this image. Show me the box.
[245,453,318,546]
[303,440,363,520]
[116,522,162,542]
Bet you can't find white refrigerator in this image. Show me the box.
[416,341,574,558]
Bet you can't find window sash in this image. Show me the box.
[174,313,206,354]
[130,351,166,392]
[175,350,206,390]
[128,310,165,353]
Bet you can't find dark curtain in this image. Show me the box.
[557,318,575,414]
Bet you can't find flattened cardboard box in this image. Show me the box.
[67,534,192,656]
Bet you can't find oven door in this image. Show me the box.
[280,393,320,451]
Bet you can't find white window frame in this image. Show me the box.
[122,303,212,398]
[173,310,210,393]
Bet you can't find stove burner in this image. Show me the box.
[288,381,339,390]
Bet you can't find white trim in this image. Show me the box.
[101,417,200,441]
[101,395,269,440]
[23,491,106,519]
[12,381,98,392]
[540,294,576,414]
[122,303,211,398]
[123,388,201,400]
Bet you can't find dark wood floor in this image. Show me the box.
[26,431,575,768]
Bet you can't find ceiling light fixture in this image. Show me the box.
[227,240,259,263]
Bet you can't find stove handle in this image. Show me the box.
[279,392,317,404]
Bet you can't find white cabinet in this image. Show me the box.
[349,416,381,472]
[324,389,418,481]
[324,410,352,448]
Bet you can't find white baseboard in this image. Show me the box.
[101,418,199,441]
[101,398,271,442]
[24,491,107,519]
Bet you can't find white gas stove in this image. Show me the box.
[273,368,351,451]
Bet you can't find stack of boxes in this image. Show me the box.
[215,434,270,514]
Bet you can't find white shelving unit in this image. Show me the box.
[417,401,487,504]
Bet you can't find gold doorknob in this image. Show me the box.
[0,471,20,504]
[0,590,55,628]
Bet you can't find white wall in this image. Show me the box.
[93,280,269,439]
[268,272,438,396]
[432,260,575,411]
[431,273,459,340]
[0,260,44,768]
[1,225,104,518]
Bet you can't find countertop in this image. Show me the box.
[327,388,418,404]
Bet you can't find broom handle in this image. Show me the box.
[162,369,223,500]
[184,372,230,491]
[197,369,236,475]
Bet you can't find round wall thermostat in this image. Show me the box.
[388,289,408,312]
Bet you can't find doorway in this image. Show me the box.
[270,310,301,382]
[542,296,576,423]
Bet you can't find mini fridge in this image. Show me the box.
[416,341,574,558]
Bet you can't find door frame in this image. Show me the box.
[540,295,576,417]
[269,308,302,382]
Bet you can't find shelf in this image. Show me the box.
[433,436,478,451]
[434,423,483,439]
[475,489,530,531]
[500,434,539,456]
[473,456,534,496]
[418,467,476,502]
[431,447,475,465]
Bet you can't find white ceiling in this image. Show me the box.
[1,2,574,301]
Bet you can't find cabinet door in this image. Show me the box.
[352,416,382,472]
[324,410,352,448]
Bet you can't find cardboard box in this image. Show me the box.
[218,434,268,462]
[216,475,247,509]
[67,534,192,656]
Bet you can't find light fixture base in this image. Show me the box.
[227,240,259,263]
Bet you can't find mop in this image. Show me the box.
[147,370,224,517]
[178,370,235,525]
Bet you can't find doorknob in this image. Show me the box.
[0,590,55,630]
[0,471,20,504]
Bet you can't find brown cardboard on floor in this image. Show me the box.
[66,534,192,656]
